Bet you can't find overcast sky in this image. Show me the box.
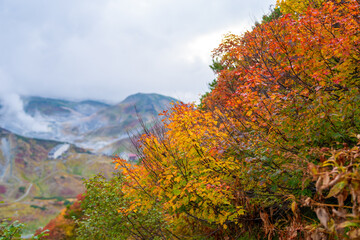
[0,0,276,103]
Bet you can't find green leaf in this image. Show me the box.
[337,221,360,229]
[173,189,181,196]
[326,180,346,198]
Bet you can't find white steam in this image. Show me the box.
[0,93,50,133]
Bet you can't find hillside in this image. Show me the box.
[0,127,115,233]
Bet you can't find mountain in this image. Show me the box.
[0,95,110,142]
[60,93,177,153]
[71,93,176,137]
[23,96,110,118]
[0,93,177,153]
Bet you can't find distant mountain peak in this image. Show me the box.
[121,93,177,104]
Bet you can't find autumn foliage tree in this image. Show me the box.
[54,0,360,239]
[201,0,360,237]
[276,0,326,15]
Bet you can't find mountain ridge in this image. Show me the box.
[0,93,177,152]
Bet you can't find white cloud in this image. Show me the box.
[0,0,276,103]
[180,21,249,64]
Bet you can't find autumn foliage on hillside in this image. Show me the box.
[42,0,360,239]
[35,194,84,239]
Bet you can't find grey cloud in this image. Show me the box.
[0,0,276,103]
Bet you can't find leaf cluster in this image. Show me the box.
[0,219,49,240]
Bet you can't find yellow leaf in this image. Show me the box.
[291,201,297,213]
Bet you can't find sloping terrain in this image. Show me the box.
[0,128,114,233]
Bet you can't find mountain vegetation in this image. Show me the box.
[4,0,360,239]
[0,127,116,234]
